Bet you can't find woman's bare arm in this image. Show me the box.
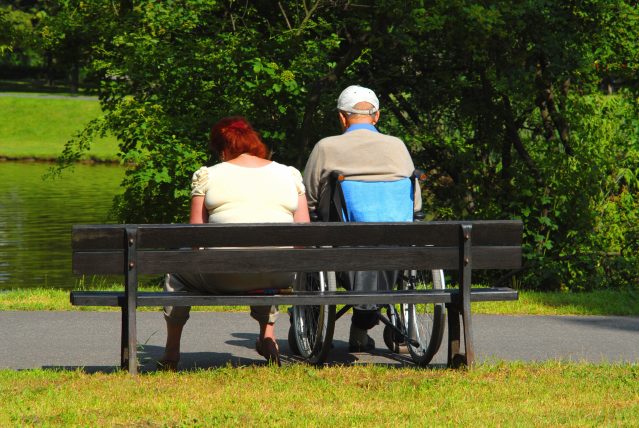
[293,194,311,223]
[190,196,207,224]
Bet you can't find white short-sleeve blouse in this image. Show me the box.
[190,161,305,224]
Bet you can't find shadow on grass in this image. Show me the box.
[39,341,447,374]
[0,79,97,95]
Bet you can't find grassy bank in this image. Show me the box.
[0,93,119,160]
[1,287,637,316]
[0,363,637,426]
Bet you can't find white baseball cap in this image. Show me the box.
[337,85,379,115]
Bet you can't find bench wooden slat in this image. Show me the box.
[73,246,522,275]
[72,221,523,250]
[70,287,519,307]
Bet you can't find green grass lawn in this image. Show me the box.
[0,363,637,426]
[0,94,119,160]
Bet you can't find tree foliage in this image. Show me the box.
[48,0,639,290]
[0,3,35,55]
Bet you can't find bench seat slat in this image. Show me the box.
[70,288,519,307]
[73,246,522,275]
[72,221,523,250]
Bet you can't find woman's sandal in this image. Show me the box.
[255,338,281,366]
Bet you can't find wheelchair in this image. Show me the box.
[288,170,447,365]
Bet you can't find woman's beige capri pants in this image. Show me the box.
[163,272,295,326]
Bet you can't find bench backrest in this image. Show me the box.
[72,221,523,276]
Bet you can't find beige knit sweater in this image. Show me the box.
[303,129,422,214]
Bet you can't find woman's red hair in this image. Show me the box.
[209,116,268,160]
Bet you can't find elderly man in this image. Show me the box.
[303,85,422,352]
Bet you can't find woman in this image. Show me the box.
[160,116,309,369]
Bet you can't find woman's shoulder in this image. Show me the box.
[191,166,212,196]
[270,161,305,194]
[191,162,235,180]
[193,164,230,181]
[269,161,301,175]
[191,165,211,180]
[205,162,239,175]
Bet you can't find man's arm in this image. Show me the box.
[302,144,324,214]
[394,138,423,213]
[413,177,423,213]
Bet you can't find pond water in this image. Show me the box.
[0,162,124,289]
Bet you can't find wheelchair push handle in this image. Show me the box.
[330,170,345,182]
[412,169,426,221]
[413,169,427,182]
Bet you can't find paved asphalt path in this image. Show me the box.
[1,311,637,373]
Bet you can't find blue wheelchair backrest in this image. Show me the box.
[339,178,414,222]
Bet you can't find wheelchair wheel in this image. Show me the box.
[399,269,446,365]
[290,271,336,364]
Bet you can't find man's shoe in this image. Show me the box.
[348,324,376,353]
[349,336,375,353]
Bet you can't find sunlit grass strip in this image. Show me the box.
[0,362,637,426]
[1,287,637,316]
[472,288,639,316]
[0,287,248,313]
[0,95,119,160]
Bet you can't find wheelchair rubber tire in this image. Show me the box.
[400,269,446,366]
[382,305,404,353]
[287,309,301,356]
[291,271,336,365]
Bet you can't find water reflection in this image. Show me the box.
[0,162,124,289]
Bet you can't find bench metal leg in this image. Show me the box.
[461,302,475,366]
[445,224,475,369]
[459,224,475,366]
[120,306,128,369]
[120,304,137,374]
[123,227,138,375]
[446,302,475,368]
[459,224,475,367]
[446,303,462,367]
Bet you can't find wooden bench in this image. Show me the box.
[71,221,522,374]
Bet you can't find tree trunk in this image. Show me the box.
[69,61,79,94]
[502,95,542,185]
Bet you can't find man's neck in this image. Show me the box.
[345,123,378,133]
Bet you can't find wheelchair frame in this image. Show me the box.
[289,170,447,365]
